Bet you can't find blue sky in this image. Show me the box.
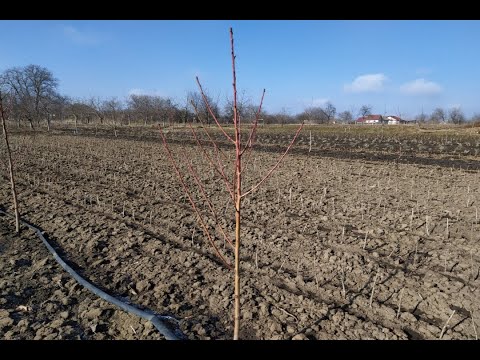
[1,20,479,118]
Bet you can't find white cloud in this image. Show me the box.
[344,73,388,93]
[400,78,442,95]
[128,88,164,97]
[62,25,106,45]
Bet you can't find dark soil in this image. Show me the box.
[1,125,479,339]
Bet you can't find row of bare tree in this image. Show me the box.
[415,107,475,125]
[0,65,267,129]
[297,103,477,125]
[1,64,477,128]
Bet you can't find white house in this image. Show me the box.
[386,115,401,125]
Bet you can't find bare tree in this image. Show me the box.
[177,97,194,126]
[87,97,107,125]
[338,110,353,124]
[359,105,372,118]
[102,98,123,137]
[159,28,304,339]
[188,91,220,125]
[152,96,177,127]
[126,94,179,127]
[42,93,68,131]
[448,107,465,125]
[415,112,428,123]
[322,102,336,123]
[1,65,59,129]
[297,106,328,124]
[128,94,153,125]
[430,107,446,123]
[272,107,293,126]
[223,92,261,125]
[67,99,96,133]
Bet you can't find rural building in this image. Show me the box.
[356,114,414,125]
[386,115,401,124]
[355,114,384,124]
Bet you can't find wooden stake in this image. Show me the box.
[0,94,19,233]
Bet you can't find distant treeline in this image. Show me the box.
[1,64,478,129]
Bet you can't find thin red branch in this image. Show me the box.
[240,89,265,156]
[188,124,235,202]
[241,122,304,198]
[212,145,234,202]
[230,31,239,139]
[185,159,234,249]
[231,26,242,341]
[190,100,229,162]
[196,77,235,144]
[241,141,256,176]
[240,89,265,175]
[159,126,232,268]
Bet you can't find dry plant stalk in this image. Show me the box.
[159,28,303,339]
[471,307,478,340]
[369,272,379,308]
[439,310,456,339]
[396,287,404,318]
[0,91,20,233]
[363,232,368,250]
[340,267,346,299]
[309,130,312,153]
[446,217,449,239]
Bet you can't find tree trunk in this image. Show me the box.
[234,186,241,340]
[113,117,117,137]
[233,54,241,339]
[73,114,78,134]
